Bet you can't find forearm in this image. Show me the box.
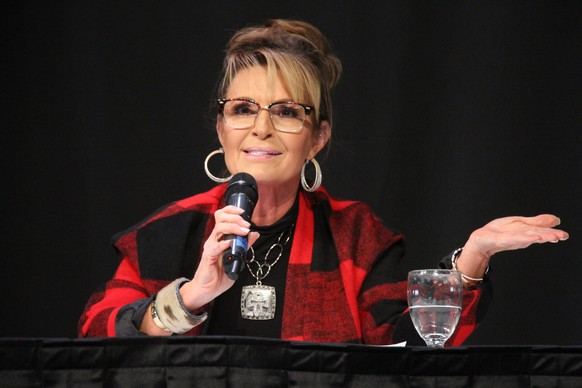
[79,257,151,337]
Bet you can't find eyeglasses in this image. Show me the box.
[217,98,314,133]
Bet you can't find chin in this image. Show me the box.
[244,172,286,187]
[231,166,299,189]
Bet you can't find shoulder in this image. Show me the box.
[304,187,400,235]
[174,184,226,211]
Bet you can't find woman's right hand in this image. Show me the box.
[178,205,259,311]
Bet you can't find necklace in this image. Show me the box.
[240,224,294,320]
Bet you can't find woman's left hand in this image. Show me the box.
[455,214,569,282]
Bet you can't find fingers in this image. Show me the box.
[519,214,568,243]
[491,214,560,229]
[204,239,232,258]
[492,214,568,240]
[531,228,569,243]
[470,213,570,257]
[213,205,252,238]
[203,205,254,261]
[520,214,561,228]
[248,231,261,248]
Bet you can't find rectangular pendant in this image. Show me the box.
[241,285,276,320]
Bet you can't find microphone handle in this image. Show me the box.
[222,192,254,280]
[222,233,248,280]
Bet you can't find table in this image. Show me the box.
[2,336,582,387]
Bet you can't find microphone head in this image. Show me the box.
[225,172,258,203]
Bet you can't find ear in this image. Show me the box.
[309,120,331,159]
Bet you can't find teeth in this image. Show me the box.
[248,151,277,155]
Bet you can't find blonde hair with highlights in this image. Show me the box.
[217,19,342,134]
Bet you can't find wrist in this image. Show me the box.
[451,247,489,287]
[150,297,172,332]
[153,278,208,334]
[179,280,211,313]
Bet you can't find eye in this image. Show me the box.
[272,104,302,119]
[229,101,258,115]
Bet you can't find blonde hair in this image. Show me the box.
[217,19,342,132]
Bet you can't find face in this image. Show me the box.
[217,66,330,191]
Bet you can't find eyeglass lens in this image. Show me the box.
[223,100,306,132]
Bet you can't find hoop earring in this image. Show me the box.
[204,148,232,183]
[301,158,322,192]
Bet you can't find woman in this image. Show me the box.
[79,19,568,344]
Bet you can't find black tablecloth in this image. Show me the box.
[2,336,582,387]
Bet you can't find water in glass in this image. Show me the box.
[407,269,463,348]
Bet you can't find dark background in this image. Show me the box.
[4,1,581,345]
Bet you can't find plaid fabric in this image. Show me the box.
[79,184,485,345]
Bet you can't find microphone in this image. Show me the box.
[222,172,259,280]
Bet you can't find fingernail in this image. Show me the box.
[240,226,250,234]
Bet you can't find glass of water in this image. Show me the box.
[407,269,463,348]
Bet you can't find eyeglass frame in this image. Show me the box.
[217,97,315,133]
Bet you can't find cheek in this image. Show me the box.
[219,132,243,166]
[302,137,319,159]
[221,130,244,148]
[284,137,310,158]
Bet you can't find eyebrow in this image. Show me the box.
[227,97,255,102]
[228,97,298,105]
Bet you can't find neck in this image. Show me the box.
[251,184,299,226]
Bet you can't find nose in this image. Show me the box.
[252,107,275,139]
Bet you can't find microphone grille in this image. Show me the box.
[225,172,258,202]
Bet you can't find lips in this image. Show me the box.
[243,147,282,156]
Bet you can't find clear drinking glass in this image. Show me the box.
[407,269,463,348]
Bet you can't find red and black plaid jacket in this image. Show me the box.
[79,184,487,345]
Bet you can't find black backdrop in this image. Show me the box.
[4,1,581,345]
